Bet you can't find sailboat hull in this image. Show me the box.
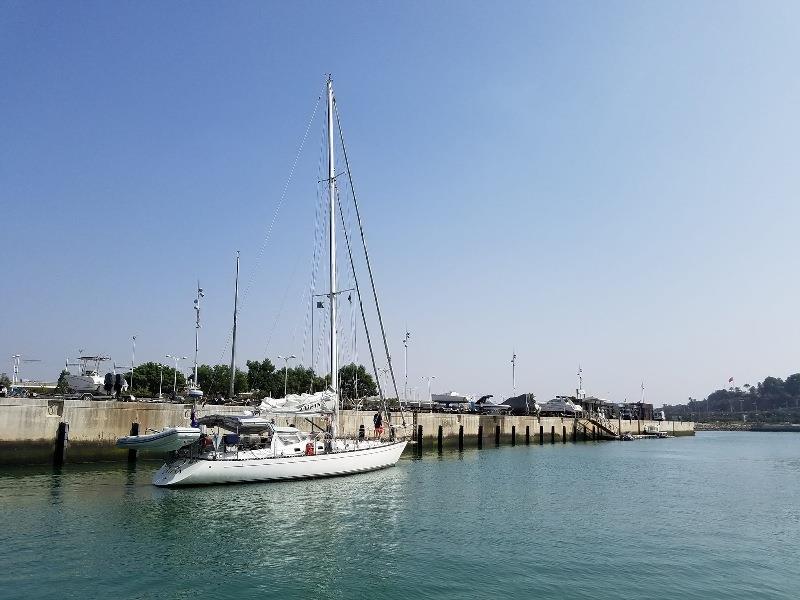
[153,440,407,487]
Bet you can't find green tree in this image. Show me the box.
[247,359,278,397]
[338,363,377,400]
[196,364,248,401]
[784,373,800,398]
[54,369,69,394]
[281,365,328,397]
[128,362,186,398]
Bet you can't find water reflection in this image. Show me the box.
[2,435,800,599]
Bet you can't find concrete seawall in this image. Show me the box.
[410,412,694,449]
[0,398,694,465]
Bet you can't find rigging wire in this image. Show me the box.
[334,103,401,405]
[336,185,385,406]
[300,121,328,367]
[215,93,322,365]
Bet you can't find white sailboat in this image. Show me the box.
[153,77,407,487]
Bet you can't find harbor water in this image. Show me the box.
[1,432,798,599]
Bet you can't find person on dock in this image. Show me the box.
[373,411,384,439]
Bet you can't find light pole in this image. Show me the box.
[11,354,20,386]
[422,375,436,413]
[165,355,187,399]
[511,351,517,397]
[379,367,391,402]
[277,354,296,397]
[131,336,136,393]
[403,330,410,403]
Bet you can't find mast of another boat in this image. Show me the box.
[327,76,339,438]
[229,251,240,399]
[193,282,204,389]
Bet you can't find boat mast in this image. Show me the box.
[229,251,240,399]
[193,282,204,389]
[327,76,338,435]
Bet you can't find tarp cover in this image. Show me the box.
[258,389,337,415]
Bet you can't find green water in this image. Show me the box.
[1,432,798,599]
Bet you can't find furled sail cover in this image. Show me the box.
[258,389,337,415]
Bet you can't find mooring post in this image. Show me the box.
[573,421,577,442]
[417,425,423,455]
[525,425,530,445]
[495,424,501,446]
[593,425,597,441]
[583,425,588,441]
[511,425,516,446]
[458,425,464,451]
[551,425,555,444]
[562,425,567,444]
[539,425,544,445]
[478,425,483,449]
[53,421,69,467]
[437,425,443,452]
[128,422,139,463]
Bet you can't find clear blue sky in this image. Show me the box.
[2,1,799,405]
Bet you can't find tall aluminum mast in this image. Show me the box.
[229,251,240,399]
[193,282,204,389]
[327,76,338,433]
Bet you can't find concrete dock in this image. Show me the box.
[0,397,694,465]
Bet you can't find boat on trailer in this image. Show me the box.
[152,76,408,487]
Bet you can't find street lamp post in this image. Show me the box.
[403,330,410,404]
[277,354,296,397]
[422,375,436,413]
[511,351,517,397]
[131,336,136,393]
[165,355,187,400]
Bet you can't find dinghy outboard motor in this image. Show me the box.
[104,373,114,396]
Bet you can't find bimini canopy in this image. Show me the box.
[197,414,274,433]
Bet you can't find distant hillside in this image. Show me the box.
[664,373,800,422]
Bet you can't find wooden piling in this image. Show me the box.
[127,422,139,463]
[495,425,501,446]
[550,425,555,444]
[53,421,68,467]
[437,425,443,452]
[478,425,483,449]
[525,425,530,445]
[562,425,567,444]
[458,425,464,451]
[417,425,423,455]
[539,425,544,445]
[511,425,516,446]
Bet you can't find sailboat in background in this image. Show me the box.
[153,76,407,487]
